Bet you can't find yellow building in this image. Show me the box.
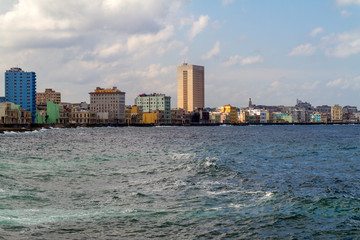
[221,104,238,123]
[238,111,249,123]
[177,63,204,112]
[131,105,143,124]
[331,104,343,123]
[143,112,158,124]
[125,106,131,124]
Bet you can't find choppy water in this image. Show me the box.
[1,125,360,239]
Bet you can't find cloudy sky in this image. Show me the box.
[1,0,360,108]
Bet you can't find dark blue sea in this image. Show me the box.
[0,125,360,239]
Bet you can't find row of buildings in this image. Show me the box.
[210,99,359,124]
[1,66,359,126]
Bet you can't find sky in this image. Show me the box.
[0,0,360,108]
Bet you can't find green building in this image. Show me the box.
[272,113,294,123]
[135,93,171,124]
[35,101,59,124]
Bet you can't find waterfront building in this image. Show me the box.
[0,102,31,124]
[292,109,309,123]
[143,112,158,124]
[34,101,60,124]
[5,67,36,122]
[171,109,185,124]
[238,110,249,123]
[131,105,143,124]
[210,112,221,124]
[310,113,322,123]
[58,103,71,125]
[36,88,61,105]
[89,87,125,124]
[249,109,268,123]
[125,105,143,124]
[135,93,171,124]
[331,104,343,123]
[271,112,294,123]
[177,63,204,112]
[221,105,238,124]
[125,106,131,124]
[70,110,97,124]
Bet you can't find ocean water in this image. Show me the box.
[0,125,360,239]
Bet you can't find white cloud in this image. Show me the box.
[241,55,264,65]
[0,0,185,104]
[179,46,189,56]
[336,0,360,5]
[0,0,182,49]
[202,41,220,60]
[223,55,264,67]
[323,29,360,58]
[310,27,324,37]
[187,15,210,40]
[222,0,234,6]
[326,76,360,89]
[288,43,316,56]
[341,9,352,17]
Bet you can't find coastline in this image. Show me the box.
[0,122,359,133]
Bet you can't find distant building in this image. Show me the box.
[5,67,36,122]
[310,113,322,123]
[295,99,313,110]
[0,102,31,124]
[316,105,331,114]
[70,110,97,124]
[58,102,72,124]
[271,112,294,123]
[221,104,238,124]
[249,109,268,123]
[135,93,171,124]
[89,87,125,124]
[331,104,343,123]
[36,88,61,105]
[177,63,204,112]
[171,109,185,125]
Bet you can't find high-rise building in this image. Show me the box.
[177,63,204,112]
[89,86,125,124]
[36,88,61,105]
[5,67,36,122]
[135,93,171,123]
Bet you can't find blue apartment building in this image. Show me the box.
[5,67,37,123]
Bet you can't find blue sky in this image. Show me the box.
[0,0,360,108]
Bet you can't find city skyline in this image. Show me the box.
[1,1,360,108]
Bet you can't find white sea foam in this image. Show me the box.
[3,131,17,135]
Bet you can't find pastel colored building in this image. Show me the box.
[310,113,322,123]
[89,87,125,124]
[177,63,204,112]
[135,93,171,124]
[5,67,36,122]
[331,104,343,123]
[221,104,238,123]
[271,112,294,123]
[0,102,31,124]
[36,88,61,105]
[35,101,60,124]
